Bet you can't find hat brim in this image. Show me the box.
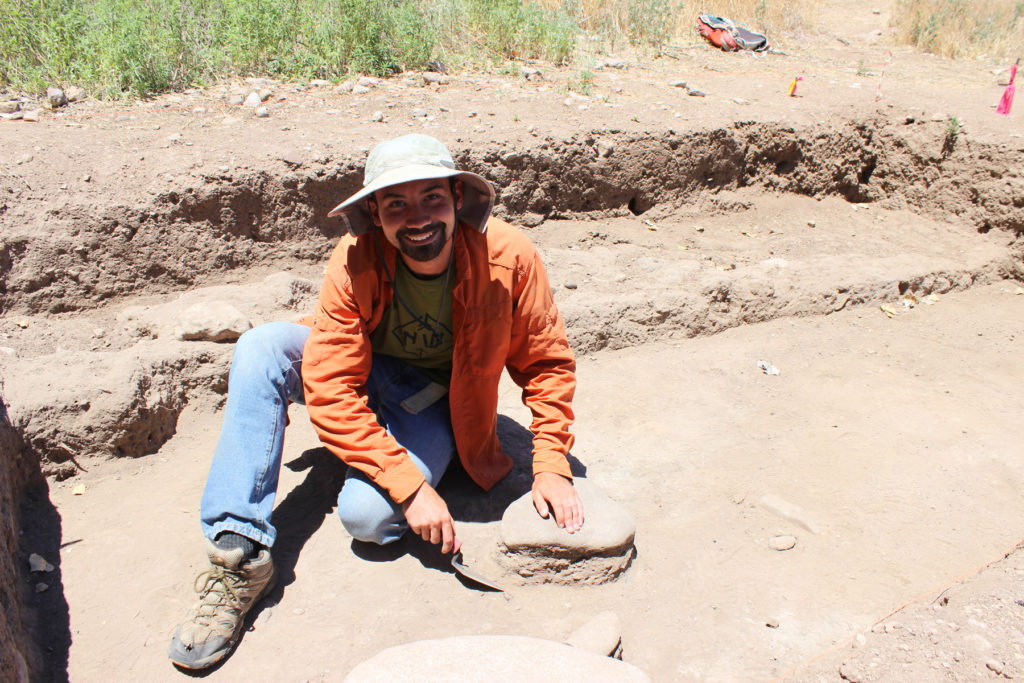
[328,165,495,237]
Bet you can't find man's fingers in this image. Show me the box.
[440,521,455,554]
[532,489,550,518]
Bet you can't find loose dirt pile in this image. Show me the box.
[2,1,1023,680]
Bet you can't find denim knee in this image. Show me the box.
[336,486,404,545]
[229,322,306,396]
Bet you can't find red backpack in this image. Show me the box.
[696,14,770,52]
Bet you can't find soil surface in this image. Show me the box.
[2,0,1024,680]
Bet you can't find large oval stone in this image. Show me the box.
[344,635,650,682]
[498,478,635,585]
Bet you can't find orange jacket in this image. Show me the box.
[302,217,576,504]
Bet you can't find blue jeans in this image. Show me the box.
[199,321,456,548]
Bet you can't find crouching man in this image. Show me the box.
[168,134,584,669]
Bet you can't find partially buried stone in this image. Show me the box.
[174,302,251,342]
[254,107,270,118]
[45,87,67,109]
[769,535,797,551]
[243,91,261,108]
[499,478,635,585]
[565,611,622,657]
[344,635,650,682]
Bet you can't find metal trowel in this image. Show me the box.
[451,550,504,592]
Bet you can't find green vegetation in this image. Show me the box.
[943,115,962,155]
[0,0,822,100]
[0,0,579,98]
[894,0,1024,59]
[566,68,595,95]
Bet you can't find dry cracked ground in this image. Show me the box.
[2,1,1024,680]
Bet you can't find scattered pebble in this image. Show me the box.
[352,85,371,95]
[254,107,270,118]
[807,220,816,227]
[521,66,543,80]
[72,484,86,495]
[370,111,384,122]
[23,110,40,122]
[422,72,450,85]
[687,87,706,97]
[986,659,1003,675]
[35,582,49,593]
[765,618,780,628]
[599,57,628,69]
[45,87,67,109]
[243,92,261,108]
[281,150,303,167]
[564,282,578,290]
[310,79,331,87]
[769,535,796,551]
[28,553,54,573]
[669,80,687,88]
[412,108,428,118]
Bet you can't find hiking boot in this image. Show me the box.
[168,538,276,670]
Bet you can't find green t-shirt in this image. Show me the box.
[370,259,454,386]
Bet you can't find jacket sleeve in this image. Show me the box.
[301,245,426,504]
[504,242,577,480]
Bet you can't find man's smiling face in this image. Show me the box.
[369,178,464,276]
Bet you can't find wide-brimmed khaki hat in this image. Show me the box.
[328,134,495,236]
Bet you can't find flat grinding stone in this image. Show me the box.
[344,635,650,682]
[499,478,635,584]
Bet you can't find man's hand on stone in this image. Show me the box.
[401,481,461,554]
[531,472,584,533]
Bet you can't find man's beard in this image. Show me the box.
[397,221,451,262]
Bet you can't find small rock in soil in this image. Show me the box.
[766,618,780,628]
[254,107,270,118]
[769,535,797,551]
[370,111,384,122]
[45,87,67,109]
[986,659,1004,675]
[243,92,261,108]
[565,611,622,657]
[281,150,304,167]
[564,282,578,290]
[352,85,371,95]
[422,72,450,85]
[66,85,86,102]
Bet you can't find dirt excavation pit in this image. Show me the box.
[2,106,1024,682]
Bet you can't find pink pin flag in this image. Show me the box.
[788,76,803,97]
[996,59,1018,116]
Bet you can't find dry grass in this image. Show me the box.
[893,0,1024,59]
[536,0,818,48]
